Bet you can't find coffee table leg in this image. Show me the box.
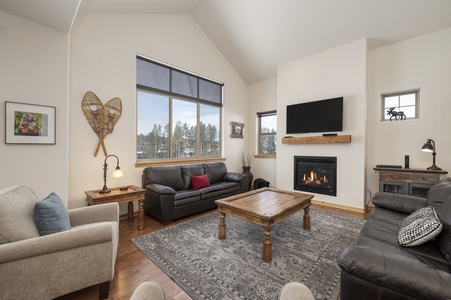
[218,212,226,240]
[303,206,311,230]
[262,227,272,262]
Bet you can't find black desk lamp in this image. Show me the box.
[100,154,124,194]
[421,139,441,170]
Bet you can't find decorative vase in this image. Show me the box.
[242,166,254,191]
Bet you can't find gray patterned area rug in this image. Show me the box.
[132,209,365,300]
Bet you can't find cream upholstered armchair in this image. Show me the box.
[0,185,119,300]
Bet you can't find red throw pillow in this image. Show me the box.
[191,175,210,190]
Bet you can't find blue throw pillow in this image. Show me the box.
[33,192,71,236]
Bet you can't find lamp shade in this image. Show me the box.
[421,140,434,152]
[112,167,124,178]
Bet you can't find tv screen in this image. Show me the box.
[286,97,343,134]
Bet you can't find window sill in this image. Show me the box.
[135,157,225,168]
[254,154,276,159]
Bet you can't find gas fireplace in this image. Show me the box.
[294,156,337,196]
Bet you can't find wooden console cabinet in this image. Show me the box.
[374,167,448,197]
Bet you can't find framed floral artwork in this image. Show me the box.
[5,101,56,144]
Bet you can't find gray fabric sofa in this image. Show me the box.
[0,185,119,300]
[338,178,451,300]
[142,162,246,223]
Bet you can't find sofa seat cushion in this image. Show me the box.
[199,184,223,199]
[0,185,40,244]
[398,206,442,247]
[359,218,401,247]
[34,192,71,236]
[174,190,200,200]
[358,236,449,272]
[174,190,201,207]
[220,181,240,193]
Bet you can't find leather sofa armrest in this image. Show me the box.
[223,172,246,182]
[145,183,176,195]
[338,246,451,300]
[69,202,119,226]
[371,192,426,214]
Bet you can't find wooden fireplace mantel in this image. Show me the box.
[282,135,351,145]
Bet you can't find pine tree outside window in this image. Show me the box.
[136,56,222,163]
[257,110,277,157]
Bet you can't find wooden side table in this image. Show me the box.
[85,185,146,230]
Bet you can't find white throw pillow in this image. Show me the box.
[398,206,442,247]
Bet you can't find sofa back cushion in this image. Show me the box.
[426,178,451,210]
[0,185,40,244]
[181,164,205,189]
[143,165,185,191]
[203,162,227,184]
[437,197,451,261]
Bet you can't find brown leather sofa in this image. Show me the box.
[142,162,246,223]
[338,178,451,300]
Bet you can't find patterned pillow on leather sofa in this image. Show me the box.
[398,206,442,247]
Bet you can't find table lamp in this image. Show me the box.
[421,139,441,170]
[100,154,124,194]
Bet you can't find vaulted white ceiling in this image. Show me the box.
[2,0,451,84]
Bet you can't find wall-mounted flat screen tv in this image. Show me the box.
[286,97,343,134]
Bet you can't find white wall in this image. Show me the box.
[367,27,451,193]
[69,14,248,209]
[0,11,69,204]
[248,78,277,187]
[276,39,368,209]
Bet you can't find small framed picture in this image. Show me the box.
[231,121,244,139]
[5,101,56,144]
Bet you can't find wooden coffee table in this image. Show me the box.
[215,188,313,262]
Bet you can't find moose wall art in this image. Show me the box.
[386,107,406,121]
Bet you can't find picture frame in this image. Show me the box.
[231,121,244,139]
[5,101,56,144]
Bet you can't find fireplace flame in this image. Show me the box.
[301,170,329,185]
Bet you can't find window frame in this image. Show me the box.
[381,89,420,121]
[256,110,277,158]
[136,56,223,165]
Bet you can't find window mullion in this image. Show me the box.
[169,97,173,158]
[197,103,200,158]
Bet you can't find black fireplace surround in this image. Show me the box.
[294,156,337,196]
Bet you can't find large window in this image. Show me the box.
[136,56,222,162]
[257,110,277,156]
[382,90,419,121]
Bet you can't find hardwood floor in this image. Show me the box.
[62,204,368,300]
